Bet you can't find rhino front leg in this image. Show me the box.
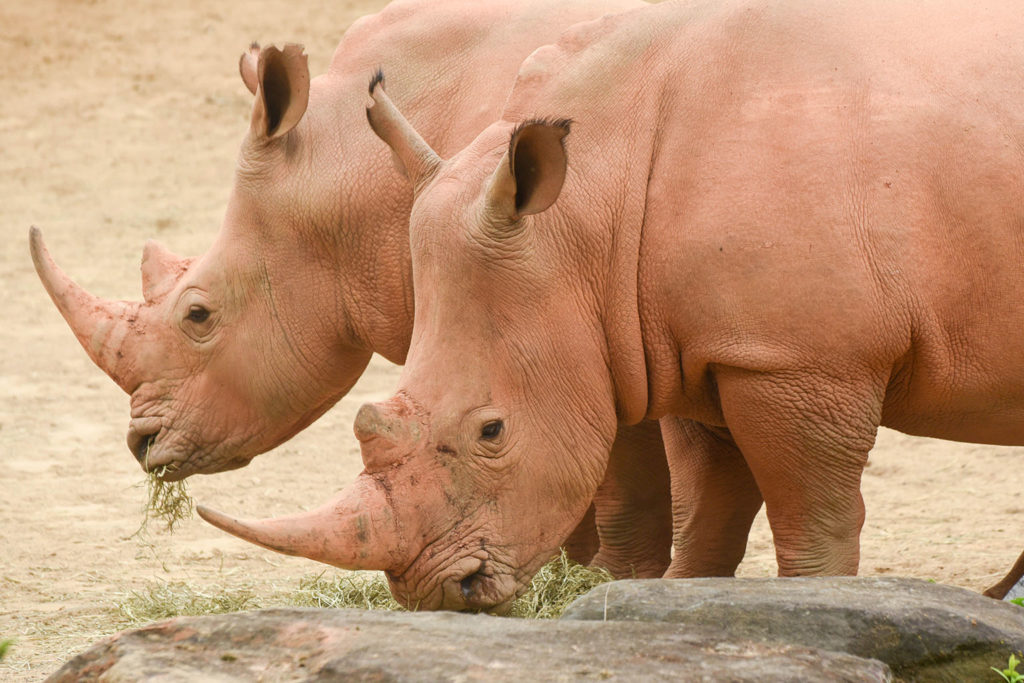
[588,419,673,578]
[662,416,764,577]
[716,366,885,576]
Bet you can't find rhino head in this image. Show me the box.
[198,82,631,610]
[30,44,378,479]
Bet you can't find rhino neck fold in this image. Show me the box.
[310,73,417,366]
[603,194,650,425]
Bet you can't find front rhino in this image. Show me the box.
[198,84,620,611]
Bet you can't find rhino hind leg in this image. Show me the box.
[984,548,1024,599]
[662,417,764,578]
[714,366,886,577]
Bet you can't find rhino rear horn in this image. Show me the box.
[366,74,441,191]
[140,240,191,304]
[983,548,1024,599]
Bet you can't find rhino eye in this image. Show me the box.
[186,305,210,324]
[480,420,503,440]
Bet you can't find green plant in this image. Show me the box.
[0,639,12,662]
[1010,597,1024,608]
[992,653,1024,683]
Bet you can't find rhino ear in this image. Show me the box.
[250,44,309,140]
[239,42,260,95]
[486,119,571,226]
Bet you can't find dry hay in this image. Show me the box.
[506,550,614,619]
[135,446,194,535]
[115,550,614,625]
[117,581,260,626]
[287,572,403,611]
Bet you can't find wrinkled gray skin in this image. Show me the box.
[31,0,671,578]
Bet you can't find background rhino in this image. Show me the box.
[201,0,1024,611]
[30,0,672,579]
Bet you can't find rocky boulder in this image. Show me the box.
[49,606,889,682]
[51,577,1024,681]
[562,577,1024,680]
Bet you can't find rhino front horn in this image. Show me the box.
[196,476,404,571]
[29,226,142,392]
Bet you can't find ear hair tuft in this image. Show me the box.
[507,118,572,175]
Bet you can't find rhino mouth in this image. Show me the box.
[407,550,522,613]
[455,560,522,614]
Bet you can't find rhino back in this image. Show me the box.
[325,0,644,155]
[495,0,1024,437]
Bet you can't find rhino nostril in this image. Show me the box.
[460,571,485,600]
[130,430,160,464]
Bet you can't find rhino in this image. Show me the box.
[30,0,673,578]
[198,0,1024,611]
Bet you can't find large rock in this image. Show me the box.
[49,607,890,682]
[562,577,1024,680]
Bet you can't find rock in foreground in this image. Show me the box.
[563,577,1024,680]
[49,606,889,682]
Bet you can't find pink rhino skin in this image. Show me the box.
[199,0,1024,611]
[30,0,673,577]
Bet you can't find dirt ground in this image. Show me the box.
[2,0,1023,679]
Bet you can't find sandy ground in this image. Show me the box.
[2,0,1023,679]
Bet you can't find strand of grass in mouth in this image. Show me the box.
[135,441,194,534]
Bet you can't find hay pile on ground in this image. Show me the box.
[117,582,260,625]
[506,551,614,619]
[115,550,613,626]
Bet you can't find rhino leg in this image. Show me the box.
[589,420,673,578]
[662,417,764,577]
[562,420,673,576]
[717,367,884,576]
[983,548,1024,599]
